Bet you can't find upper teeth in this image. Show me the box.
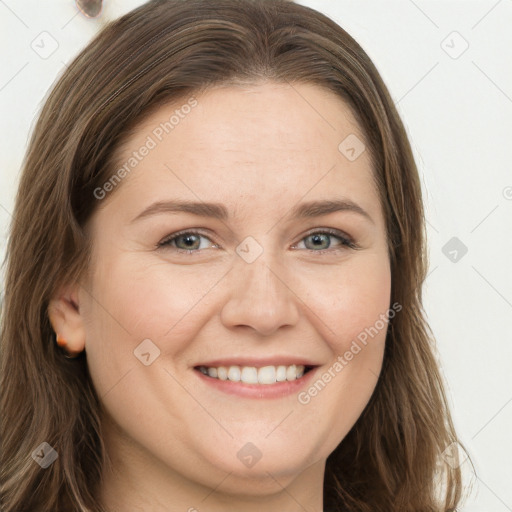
[198,364,306,384]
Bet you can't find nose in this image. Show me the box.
[220,255,300,336]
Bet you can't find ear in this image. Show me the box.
[48,285,86,355]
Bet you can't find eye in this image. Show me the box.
[157,229,358,254]
[157,230,217,253]
[294,229,358,252]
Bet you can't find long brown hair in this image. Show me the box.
[1,1,466,510]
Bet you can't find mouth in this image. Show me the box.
[194,364,316,385]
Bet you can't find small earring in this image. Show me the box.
[56,333,67,348]
[55,333,82,359]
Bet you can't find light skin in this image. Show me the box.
[49,82,391,512]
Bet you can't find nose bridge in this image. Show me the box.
[234,234,283,294]
[220,246,300,335]
[243,254,282,300]
[236,249,288,308]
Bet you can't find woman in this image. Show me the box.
[0,1,467,510]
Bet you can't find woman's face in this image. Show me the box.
[79,82,391,497]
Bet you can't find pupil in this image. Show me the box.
[179,234,199,249]
[308,234,329,250]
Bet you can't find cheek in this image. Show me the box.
[293,254,391,451]
[298,251,391,352]
[83,252,229,355]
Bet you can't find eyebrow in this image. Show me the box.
[131,199,373,224]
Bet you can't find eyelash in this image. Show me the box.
[157,228,359,255]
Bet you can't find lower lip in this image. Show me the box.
[194,367,318,399]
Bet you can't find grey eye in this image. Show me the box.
[174,233,202,251]
[304,233,332,250]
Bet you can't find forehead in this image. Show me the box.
[105,82,381,222]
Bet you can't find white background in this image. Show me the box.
[1,1,511,510]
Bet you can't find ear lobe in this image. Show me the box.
[48,286,86,354]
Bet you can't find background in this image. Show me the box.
[0,1,511,510]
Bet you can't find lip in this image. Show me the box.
[194,365,319,399]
